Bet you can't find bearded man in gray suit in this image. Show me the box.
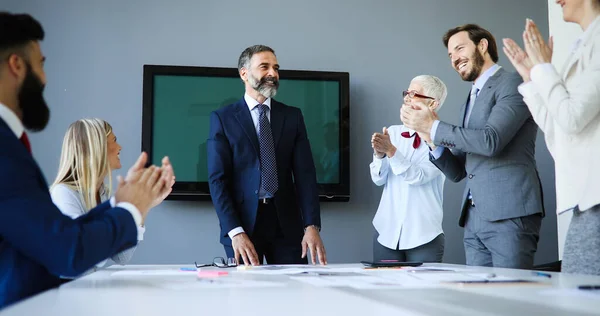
[402,24,544,269]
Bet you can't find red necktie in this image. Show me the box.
[20,132,32,153]
[401,131,421,149]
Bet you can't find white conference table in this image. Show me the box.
[1,263,599,316]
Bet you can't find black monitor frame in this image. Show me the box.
[142,64,350,202]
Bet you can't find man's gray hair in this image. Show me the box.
[238,45,275,71]
[411,75,448,109]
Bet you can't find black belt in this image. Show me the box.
[259,198,274,205]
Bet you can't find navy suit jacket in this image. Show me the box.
[208,98,321,246]
[0,118,138,309]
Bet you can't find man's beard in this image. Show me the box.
[18,64,50,132]
[458,50,485,82]
[248,72,279,99]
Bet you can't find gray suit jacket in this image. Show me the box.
[430,67,544,227]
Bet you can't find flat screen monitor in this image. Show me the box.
[142,65,350,201]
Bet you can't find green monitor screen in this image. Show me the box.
[142,65,350,201]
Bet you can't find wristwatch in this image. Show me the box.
[304,225,321,232]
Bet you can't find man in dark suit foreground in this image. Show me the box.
[208,45,326,265]
[0,12,174,309]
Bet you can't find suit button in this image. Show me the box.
[468,174,473,179]
[254,190,258,194]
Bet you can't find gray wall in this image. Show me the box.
[2,0,556,265]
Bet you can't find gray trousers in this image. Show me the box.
[464,204,541,269]
[562,204,600,275]
[373,233,444,263]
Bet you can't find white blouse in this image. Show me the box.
[50,183,145,275]
[370,125,445,250]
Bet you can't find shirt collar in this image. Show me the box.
[0,102,24,138]
[403,125,417,135]
[572,15,600,52]
[244,93,271,112]
[473,64,501,92]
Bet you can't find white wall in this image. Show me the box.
[547,0,582,259]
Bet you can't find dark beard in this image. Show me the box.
[19,64,49,132]
[460,50,485,82]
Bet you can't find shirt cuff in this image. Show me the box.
[228,227,245,239]
[110,196,142,228]
[518,81,537,97]
[430,146,445,160]
[530,63,554,82]
[430,120,440,141]
[137,225,146,241]
[387,150,410,174]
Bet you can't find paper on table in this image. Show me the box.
[111,270,196,277]
[290,275,390,287]
[290,275,438,289]
[400,266,464,272]
[160,278,285,290]
[241,265,364,275]
[539,288,600,299]
[402,272,514,283]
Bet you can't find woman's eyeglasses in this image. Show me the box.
[194,257,238,268]
[403,90,435,100]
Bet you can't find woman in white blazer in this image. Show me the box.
[503,0,600,275]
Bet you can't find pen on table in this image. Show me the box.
[578,285,600,290]
[533,272,552,278]
[180,267,196,271]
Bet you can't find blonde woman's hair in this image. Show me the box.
[51,118,113,211]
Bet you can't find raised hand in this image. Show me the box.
[523,19,553,65]
[503,37,534,82]
[372,127,396,157]
[115,152,171,222]
[401,103,436,133]
[150,156,176,208]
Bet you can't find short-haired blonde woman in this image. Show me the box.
[50,119,167,274]
[370,75,447,263]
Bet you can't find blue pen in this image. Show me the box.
[180,267,196,271]
[533,272,552,278]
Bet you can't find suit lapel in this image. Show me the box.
[562,18,600,80]
[562,46,584,80]
[270,100,285,149]
[0,118,48,190]
[234,100,260,155]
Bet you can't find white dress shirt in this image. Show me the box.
[50,184,145,275]
[0,102,24,139]
[370,125,445,250]
[228,94,273,239]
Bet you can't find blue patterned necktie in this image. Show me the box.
[258,104,278,195]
